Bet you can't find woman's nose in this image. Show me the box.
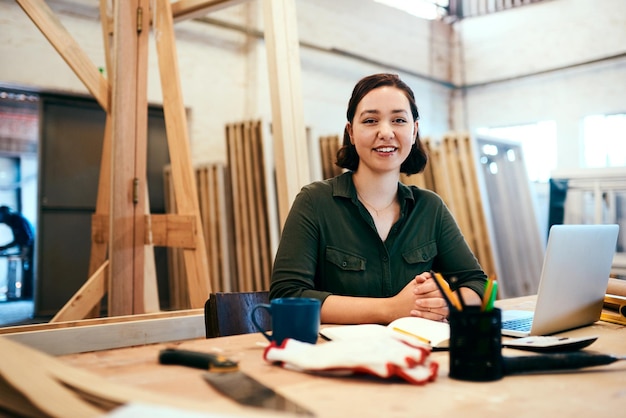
[378,121,394,139]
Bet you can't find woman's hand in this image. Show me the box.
[410,272,449,322]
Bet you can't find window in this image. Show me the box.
[476,121,557,183]
[582,114,626,168]
[373,0,449,20]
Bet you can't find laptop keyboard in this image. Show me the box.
[502,316,533,332]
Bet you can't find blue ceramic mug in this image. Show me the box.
[250,297,321,345]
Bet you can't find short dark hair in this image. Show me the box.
[335,73,428,175]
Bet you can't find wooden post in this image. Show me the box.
[108,0,148,316]
[263,0,310,228]
[154,0,212,308]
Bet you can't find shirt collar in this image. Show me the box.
[331,171,416,207]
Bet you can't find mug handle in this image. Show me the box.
[250,304,272,342]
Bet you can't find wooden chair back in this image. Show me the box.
[204,291,271,338]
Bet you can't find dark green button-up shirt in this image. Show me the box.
[270,172,487,304]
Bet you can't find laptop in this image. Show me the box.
[501,224,619,337]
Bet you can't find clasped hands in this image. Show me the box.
[409,272,450,322]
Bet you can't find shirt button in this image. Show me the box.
[422,254,428,260]
[342,261,347,267]
[382,256,388,262]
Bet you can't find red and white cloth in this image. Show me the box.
[263,336,438,385]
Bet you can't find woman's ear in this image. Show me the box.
[412,121,419,144]
[346,122,354,144]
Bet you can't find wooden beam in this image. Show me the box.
[171,0,250,22]
[147,214,197,248]
[154,0,212,307]
[263,0,310,228]
[132,0,152,314]
[16,0,110,112]
[0,310,203,356]
[99,0,114,78]
[143,190,161,313]
[49,261,109,323]
[85,115,112,320]
[109,0,149,316]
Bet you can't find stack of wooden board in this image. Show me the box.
[319,135,343,179]
[402,133,497,282]
[165,120,279,308]
[225,121,276,293]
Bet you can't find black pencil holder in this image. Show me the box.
[449,307,503,381]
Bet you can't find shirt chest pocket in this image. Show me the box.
[402,241,438,265]
[325,247,366,272]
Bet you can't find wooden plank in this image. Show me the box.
[1,312,204,356]
[319,136,330,179]
[0,339,105,416]
[259,121,281,264]
[16,0,110,111]
[132,0,152,315]
[0,309,202,335]
[109,0,143,316]
[163,167,189,309]
[154,0,212,307]
[236,123,253,291]
[50,261,109,323]
[457,134,495,276]
[99,0,113,78]
[199,166,221,292]
[148,214,197,248]
[242,122,263,290]
[215,164,235,292]
[209,166,226,292]
[320,136,337,180]
[87,113,112,293]
[252,121,272,289]
[0,337,238,417]
[452,135,478,256]
[421,137,436,190]
[427,139,452,207]
[143,189,161,313]
[171,0,250,22]
[226,124,244,291]
[263,0,310,228]
[442,135,472,242]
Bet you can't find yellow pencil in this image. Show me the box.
[433,272,462,311]
[392,327,431,345]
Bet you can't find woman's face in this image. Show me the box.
[347,86,418,176]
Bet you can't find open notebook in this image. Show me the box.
[501,224,619,337]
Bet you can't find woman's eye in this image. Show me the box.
[362,118,377,124]
[393,118,407,124]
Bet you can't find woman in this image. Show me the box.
[270,73,487,325]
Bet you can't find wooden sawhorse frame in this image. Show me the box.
[17,0,309,321]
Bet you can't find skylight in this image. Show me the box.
[373,0,449,20]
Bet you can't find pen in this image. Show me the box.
[431,271,462,311]
[392,327,431,345]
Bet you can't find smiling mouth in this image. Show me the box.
[374,147,397,153]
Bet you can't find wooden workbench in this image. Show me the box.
[50,296,626,417]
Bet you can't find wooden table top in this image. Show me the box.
[56,296,626,418]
